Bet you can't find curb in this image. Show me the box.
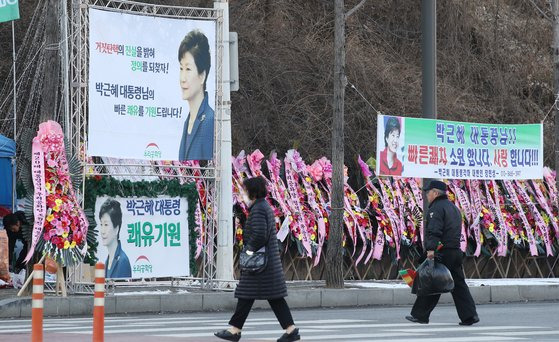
[1,283,559,318]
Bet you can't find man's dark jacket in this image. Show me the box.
[424,194,462,251]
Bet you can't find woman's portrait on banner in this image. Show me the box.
[99,198,132,278]
[177,29,215,161]
[379,116,404,176]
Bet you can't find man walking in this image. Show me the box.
[406,180,479,325]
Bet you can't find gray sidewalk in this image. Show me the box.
[1,278,559,318]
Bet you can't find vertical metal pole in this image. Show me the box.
[62,0,71,145]
[11,20,17,213]
[12,20,17,141]
[552,0,559,203]
[215,0,234,283]
[421,0,437,120]
[421,0,436,244]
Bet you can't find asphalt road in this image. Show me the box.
[0,302,558,341]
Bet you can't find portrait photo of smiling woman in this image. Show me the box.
[177,29,215,161]
[379,116,404,176]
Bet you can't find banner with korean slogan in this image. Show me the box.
[88,9,216,161]
[94,196,189,279]
[376,114,543,180]
[0,0,19,23]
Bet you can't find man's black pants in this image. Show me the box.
[411,248,478,322]
[229,297,294,329]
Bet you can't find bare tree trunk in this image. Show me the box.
[325,0,346,289]
[553,0,559,204]
[39,0,60,123]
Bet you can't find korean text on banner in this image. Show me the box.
[87,9,216,161]
[0,0,19,23]
[375,114,543,180]
[94,196,189,279]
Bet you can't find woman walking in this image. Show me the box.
[215,176,300,342]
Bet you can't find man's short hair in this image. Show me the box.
[2,213,20,229]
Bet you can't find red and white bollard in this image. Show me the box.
[92,262,105,342]
[32,263,44,342]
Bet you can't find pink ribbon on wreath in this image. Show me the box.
[194,201,203,258]
[503,180,538,256]
[343,187,369,264]
[467,180,483,257]
[357,156,378,263]
[447,182,468,252]
[543,167,558,207]
[392,180,408,243]
[369,184,386,260]
[452,180,472,224]
[530,180,559,238]
[247,149,264,177]
[401,183,419,244]
[302,175,326,265]
[515,181,553,256]
[483,181,507,256]
[26,138,47,263]
[266,153,292,220]
[284,151,312,257]
[379,178,401,259]
[408,179,424,244]
[289,150,325,262]
[490,181,509,256]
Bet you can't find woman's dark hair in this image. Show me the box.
[384,116,401,146]
[99,199,123,236]
[178,29,211,91]
[243,176,268,200]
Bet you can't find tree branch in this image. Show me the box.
[527,0,552,22]
[345,0,368,19]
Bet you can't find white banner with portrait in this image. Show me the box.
[94,196,189,279]
[88,9,216,161]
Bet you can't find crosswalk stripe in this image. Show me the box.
[258,332,433,341]
[348,337,525,342]
[152,328,337,338]
[294,323,455,329]
[479,330,559,336]
[391,326,544,333]
[104,326,333,335]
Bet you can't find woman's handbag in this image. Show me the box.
[239,245,267,274]
[239,210,271,274]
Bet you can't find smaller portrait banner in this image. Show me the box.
[376,114,543,180]
[94,196,189,278]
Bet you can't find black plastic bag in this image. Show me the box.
[412,259,454,296]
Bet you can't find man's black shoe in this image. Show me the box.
[459,316,480,326]
[214,329,241,341]
[277,328,300,342]
[405,315,428,324]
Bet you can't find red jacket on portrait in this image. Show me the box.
[379,147,403,176]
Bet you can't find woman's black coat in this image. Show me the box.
[234,198,287,300]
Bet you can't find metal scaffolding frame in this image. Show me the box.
[67,0,224,290]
